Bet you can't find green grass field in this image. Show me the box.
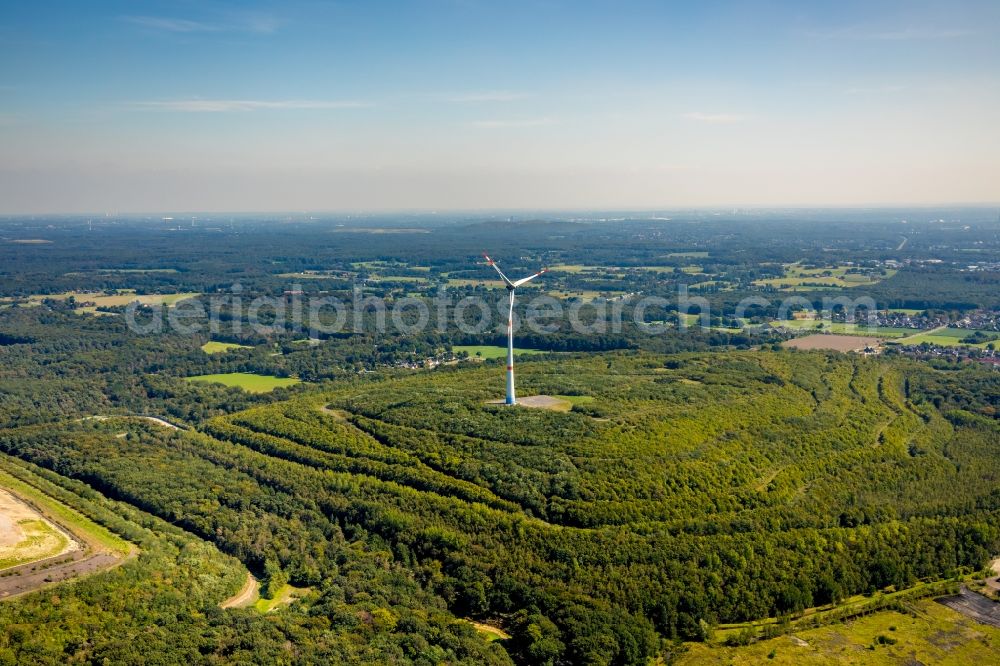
[681,598,1000,665]
[453,345,547,359]
[896,327,998,348]
[755,263,895,290]
[369,275,427,283]
[253,583,310,613]
[26,290,200,315]
[773,320,918,338]
[184,373,302,393]
[0,467,130,555]
[548,264,602,273]
[201,341,253,354]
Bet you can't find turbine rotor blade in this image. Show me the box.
[482,252,514,287]
[512,267,548,288]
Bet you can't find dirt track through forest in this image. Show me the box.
[220,572,259,609]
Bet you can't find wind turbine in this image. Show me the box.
[483,253,548,405]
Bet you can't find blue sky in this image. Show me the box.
[1,0,998,212]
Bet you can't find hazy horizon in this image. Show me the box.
[2,0,999,213]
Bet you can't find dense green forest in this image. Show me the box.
[1,213,999,664]
[0,350,997,664]
[0,432,510,665]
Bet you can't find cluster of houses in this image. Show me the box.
[953,311,1000,331]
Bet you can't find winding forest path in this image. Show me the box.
[220,572,259,609]
[79,415,185,430]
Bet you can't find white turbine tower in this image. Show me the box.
[483,253,547,405]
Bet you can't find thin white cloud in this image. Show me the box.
[131,99,370,113]
[449,91,529,103]
[811,25,974,41]
[123,16,214,32]
[469,118,555,128]
[682,112,744,124]
[122,13,280,35]
[844,84,906,95]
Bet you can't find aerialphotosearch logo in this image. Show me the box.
[124,283,880,339]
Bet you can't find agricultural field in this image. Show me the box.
[453,345,547,359]
[545,289,620,301]
[755,263,896,290]
[24,290,200,315]
[183,372,302,393]
[783,334,883,352]
[548,264,605,273]
[447,278,504,289]
[367,274,427,283]
[773,319,917,338]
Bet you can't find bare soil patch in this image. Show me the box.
[0,488,79,567]
[783,334,882,352]
[487,395,572,411]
